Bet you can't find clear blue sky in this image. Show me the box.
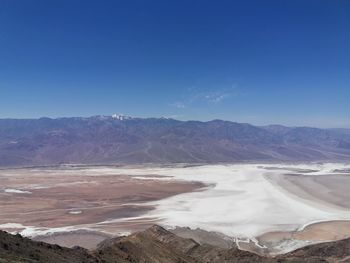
[0,0,349,128]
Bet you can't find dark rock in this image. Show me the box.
[1,226,350,262]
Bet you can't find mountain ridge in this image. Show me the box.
[1,116,350,167]
[1,225,350,262]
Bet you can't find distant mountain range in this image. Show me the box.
[0,116,350,167]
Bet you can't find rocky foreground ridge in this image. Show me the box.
[1,225,350,263]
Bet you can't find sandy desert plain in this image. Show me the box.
[0,163,350,255]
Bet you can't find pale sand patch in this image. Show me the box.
[142,163,350,238]
[4,188,32,194]
[257,220,350,254]
[1,163,350,253]
[266,172,350,209]
[254,164,350,254]
[69,210,82,215]
[295,220,350,241]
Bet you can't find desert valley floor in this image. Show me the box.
[0,163,350,255]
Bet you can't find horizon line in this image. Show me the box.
[0,115,349,130]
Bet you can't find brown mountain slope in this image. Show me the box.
[96,225,271,263]
[0,230,97,263]
[1,117,350,166]
[1,226,350,263]
[278,237,350,262]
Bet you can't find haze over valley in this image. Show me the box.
[1,0,350,261]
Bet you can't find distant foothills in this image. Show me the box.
[0,115,350,167]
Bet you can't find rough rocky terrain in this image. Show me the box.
[1,225,350,263]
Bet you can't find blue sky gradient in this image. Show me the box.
[0,0,349,127]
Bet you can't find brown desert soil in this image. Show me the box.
[0,167,205,248]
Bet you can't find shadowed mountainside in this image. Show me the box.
[1,225,350,262]
[1,116,350,166]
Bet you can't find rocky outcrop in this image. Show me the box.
[1,225,350,262]
[0,230,97,263]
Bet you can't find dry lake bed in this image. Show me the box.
[0,163,350,254]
